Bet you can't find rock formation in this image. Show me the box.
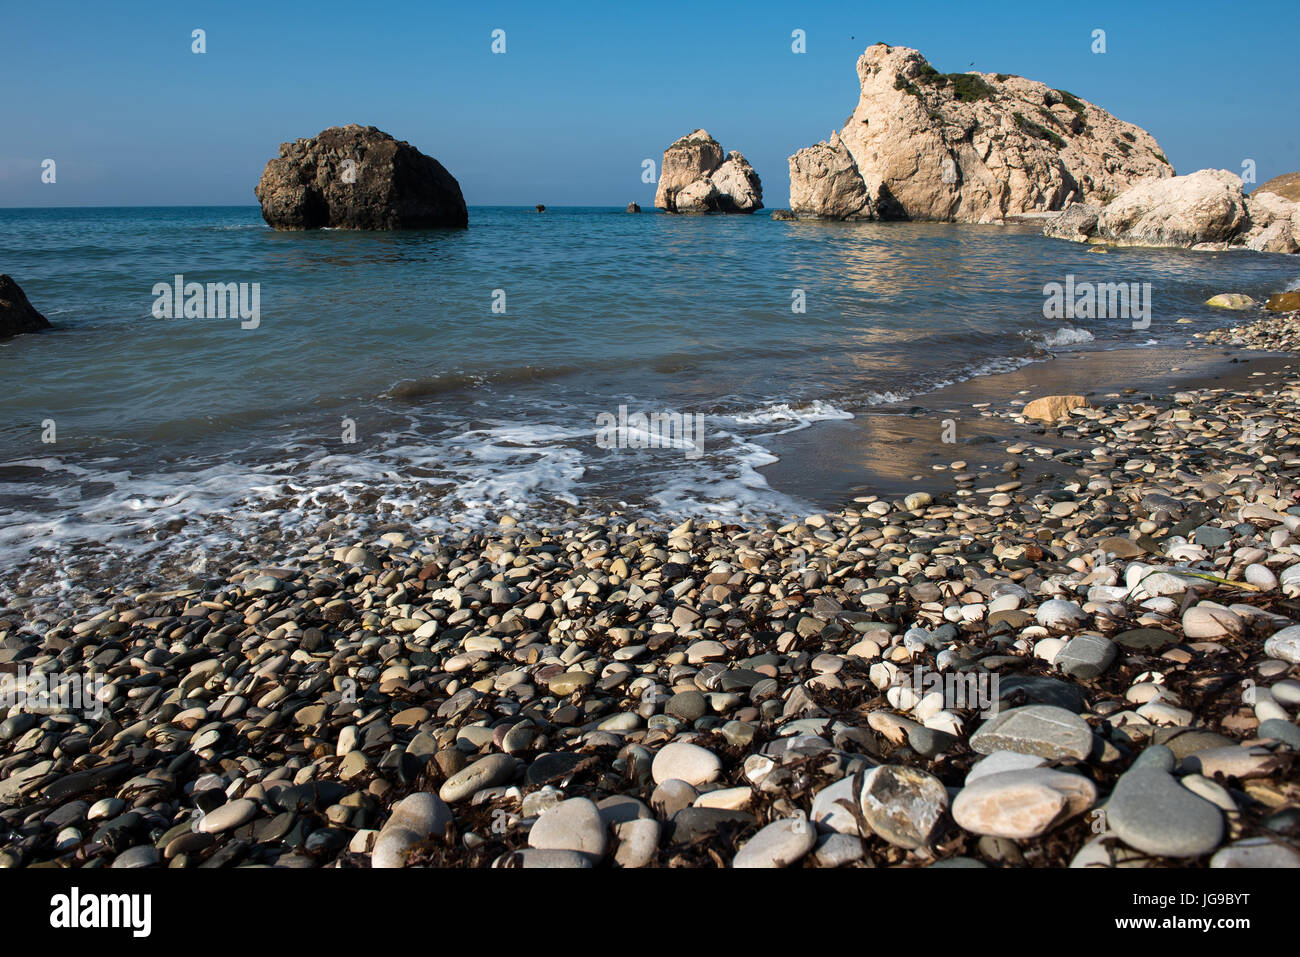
[654,130,763,213]
[788,136,873,220]
[787,44,1172,222]
[255,125,468,230]
[1041,203,1099,242]
[1097,169,1246,247]
[1042,169,1300,253]
[0,275,52,339]
[1256,172,1300,202]
[626,202,641,213]
[1241,189,1300,253]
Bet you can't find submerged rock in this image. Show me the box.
[1206,293,1256,310]
[255,124,468,230]
[0,275,52,339]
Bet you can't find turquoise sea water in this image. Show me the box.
[1,205,1297,580]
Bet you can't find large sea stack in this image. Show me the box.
[787,44,1173,222]
[255,125,468,230]
[0,275,52,339]
[654,130,763,213]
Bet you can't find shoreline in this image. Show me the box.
[761,339,1299,506]
[2,308,1299,868]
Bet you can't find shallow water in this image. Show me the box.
[1,205,1297,580]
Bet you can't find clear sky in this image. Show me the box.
[2,0,1296,208]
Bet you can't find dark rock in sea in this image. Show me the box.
[254,125,468,230]
[0,275,52,339]
[536,204,546,213]
[770,209,795,220]
[626,202,641,213]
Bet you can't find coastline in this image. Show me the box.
[761,340,1299,506]
[2,307,1299,868]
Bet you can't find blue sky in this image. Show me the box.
[2,0,1296,208]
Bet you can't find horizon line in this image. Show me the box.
[0,203,660,211]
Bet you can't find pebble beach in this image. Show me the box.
[3,307,1300,870]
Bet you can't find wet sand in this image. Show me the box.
[762,343,1299,508]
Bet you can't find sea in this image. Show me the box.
[2,205,1297,587]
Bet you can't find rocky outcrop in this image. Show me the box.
[654,131,763,213]
[1043,169,1300,253]
[1041,203,1099,242]
[255,125,467,230]
[1098,169,1246,247]
[787,44,1172,222]
[710,154,763,213]
[675,177,720,213]
[788,135,872,220]
[1242,190,1300,253]
[626,202,641,213]
[1256,172,1300,202]
[0,275,52,339]
[654,130,723,210]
